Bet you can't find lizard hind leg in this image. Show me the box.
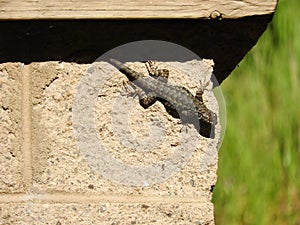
[139,92,157,109]
[123,77,157,108]
[121,80,139,98]
[145,61,169,83]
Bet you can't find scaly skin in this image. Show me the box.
[108,58,217,138]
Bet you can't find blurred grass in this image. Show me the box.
[213,0,300,224]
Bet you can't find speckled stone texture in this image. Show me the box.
[0,61,220,224]
[0,202,213,225]
[0,63,25,192]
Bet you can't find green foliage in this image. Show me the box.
[213,0,300,224]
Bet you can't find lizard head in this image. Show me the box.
[197,111,217,138]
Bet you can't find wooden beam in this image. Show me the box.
[0,0,277,20]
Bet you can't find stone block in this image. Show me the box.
[31,61,220,195]
[0,63,25,192]
[0,201,214,224]
[29,60,221,223]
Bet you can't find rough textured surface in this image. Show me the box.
[0,0,277,19]
[0,63,25,192]
[1,60,220,224]
[31,61,220,194]
[0,202,213,224]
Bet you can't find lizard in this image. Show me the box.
[108,58,217,138]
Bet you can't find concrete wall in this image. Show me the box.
[0,60,220,224]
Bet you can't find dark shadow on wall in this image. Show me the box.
[0,16,272,83]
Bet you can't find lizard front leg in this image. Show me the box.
[195,79,211,103]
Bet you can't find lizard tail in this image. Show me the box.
[108,58,141,81]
